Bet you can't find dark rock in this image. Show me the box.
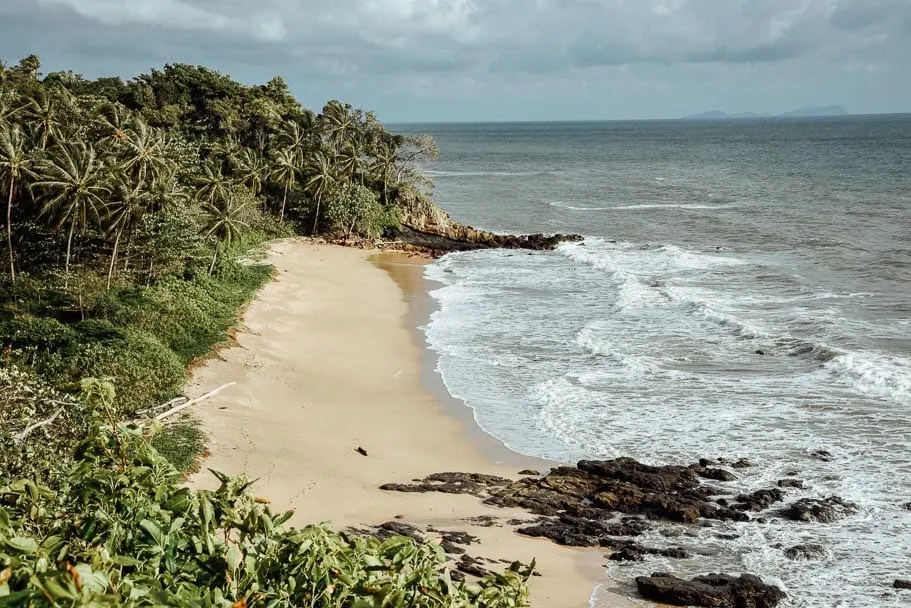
[734,489,785,512]
[635,572,786,607]
[903,502,911,511]
[517,515,649,547]
[464,515,499,527]
[784,543,828,561]
[755,349,767,355]
[778,479,804,489]
[380,472,511,496]
[355,446,368,456]
[518,469,541,476]
[783,496,859,523]
[395,224,583,256]
[456,555,490,578]
[732,459,753,469]
[608,541,691,562]
[377,521,423,540]
[695,467,738,482]
[809,450,834,462]
[894,579,911,590]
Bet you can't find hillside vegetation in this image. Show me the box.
[0,56,530,606]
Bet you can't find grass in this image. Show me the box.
[151,415,209,474]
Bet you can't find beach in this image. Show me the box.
[187,240,637,608]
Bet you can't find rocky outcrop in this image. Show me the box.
[784,543,828,561]
[394,225,581,256]
[635,573,786,608]
[894,579,911,590]
[782,496,859,523]
[394,194,581,255]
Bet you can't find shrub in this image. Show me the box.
[0,421,533,607]
[325,182,400,239]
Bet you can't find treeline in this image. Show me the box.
[0,54,437,292]
[0,55,439,426]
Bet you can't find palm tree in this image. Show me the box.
[202,190,249,274]
[305,150,335,235]
[24,87,71,149]
[235,148,266,197]
[32,142,109,288]
[96,101,133,151]
[0,124,32,284]
[269,147,298,222]
[370,138,400,206]
[319,101,357,154]
[121,119,170,187]
[195,160,233,205]
[104,180,149,288]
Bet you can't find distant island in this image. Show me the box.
[685,105,847,120]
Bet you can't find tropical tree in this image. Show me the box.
[121,119,170,186]
[235,147,266,197]
[32,142,109,287]
[371,137,400,206]
[202,189,249,273]
[269,147,297,222]
[319,100,357,154]
[0,123,32,284]
[195,159,233,205]
[23,87,71,149]
[305,150,335,235]
[104,180,150,287]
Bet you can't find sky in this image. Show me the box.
[0,0,908,122]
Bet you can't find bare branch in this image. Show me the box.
[14,407,65,443]
[152,383,235,422]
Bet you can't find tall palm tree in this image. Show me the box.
[121,119,170,187]
[104,180,149,288]
[370,138,400,206]
[319,101,357,154]
[305,150,336,235]
[96,101,133,151]
[203,190,249,274]
[0,124,32,284]
[269,147,298,222]
[24,87,71,150]
[235,148,266,197]
[195,160,233,205]
[32,142,109,288]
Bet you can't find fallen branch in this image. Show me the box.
[14,407,65,443]
[152,383,235,422]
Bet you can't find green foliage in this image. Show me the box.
[0,420,532,607]
[150,417,207,474]
[325,182,400,239]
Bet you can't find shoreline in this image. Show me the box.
[186,240,638,608]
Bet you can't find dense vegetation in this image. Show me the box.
[0,57,529,606]
[0,53,439,477]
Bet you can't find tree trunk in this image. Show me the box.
[280,182,289,223]
[106,228,122,289]
[6,176,15,285]
[209,246,218,275]
[311,196,321,235]
[64,219,75,290]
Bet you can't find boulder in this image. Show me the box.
[894,579,911,590]
[784,543,828,561]
[635,572,786,607]
[783,496,858,523]
[734,488,786,512]
[777,479,804,489]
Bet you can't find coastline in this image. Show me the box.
[186,240,638,608]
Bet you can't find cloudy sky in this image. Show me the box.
[0,0,908,122]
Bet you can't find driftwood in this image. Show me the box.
[152,383,235,422]
[14,407,66,443]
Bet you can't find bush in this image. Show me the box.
[325,182,400,239]
[0,421,532,607]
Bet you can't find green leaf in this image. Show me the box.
[225,545,243,572]
[139,519,164,544]
[6,537,38,554]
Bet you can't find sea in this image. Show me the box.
[392,116,911,608]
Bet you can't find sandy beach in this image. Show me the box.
[187,240,638,608]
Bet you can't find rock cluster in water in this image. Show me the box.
[394,225,582,256]
[635,572,787,608]
[381,456,867,606]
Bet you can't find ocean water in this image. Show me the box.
[394,117,911,607]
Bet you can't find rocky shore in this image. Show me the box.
[381,456,863,607]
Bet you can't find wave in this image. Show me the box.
[825,351,911,405]
[425,170,546,177]
[549,201,740,211]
